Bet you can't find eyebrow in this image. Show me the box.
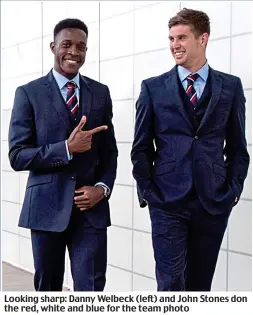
[169,34,187,39]
[61,40,86,45]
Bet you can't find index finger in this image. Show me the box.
[87,125,108,135]
[76,116,87,131]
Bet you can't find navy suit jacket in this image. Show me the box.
[9,71,118,232]
[131,66,250,214]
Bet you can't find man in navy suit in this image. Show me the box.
[131,8,249,291]
[9,18,118,291]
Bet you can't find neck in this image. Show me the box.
[53,67,78,80]
[64,73,77,80]
[184,57,207,73]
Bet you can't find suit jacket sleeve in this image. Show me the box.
[131,80,155,206]
[224,78,250,203]
[8,86,69,171]
[95,86,118,196]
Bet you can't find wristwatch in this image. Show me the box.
[97,184,110,198]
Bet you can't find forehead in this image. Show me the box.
[169,24,193,37]
[56,28,87,43]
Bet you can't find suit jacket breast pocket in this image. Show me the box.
[214,105,231,128]
[155,104,182,132]
[215,109,226,125]
[91,107,104,126]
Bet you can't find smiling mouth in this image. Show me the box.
[64,59,79,65]
[174,51,185,57]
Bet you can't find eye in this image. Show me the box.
[78,44,86,51]
[62,43,71,48]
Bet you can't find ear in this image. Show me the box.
[201,33,209,48]
[50,42,55,55]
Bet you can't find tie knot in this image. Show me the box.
[66,81,76,89]
[187,73,199,83]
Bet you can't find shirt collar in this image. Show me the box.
[177,61,209,82]
[52,68,80,89]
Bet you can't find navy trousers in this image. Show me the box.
[31,206,107,291]
[149,198,230,291]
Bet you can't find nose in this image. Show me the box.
[68,45,79,56]
[171,39,180,50]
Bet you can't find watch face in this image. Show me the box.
[102,186,108,196]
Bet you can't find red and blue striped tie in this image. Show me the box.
[186,73,199,107]
[66,81,79,117]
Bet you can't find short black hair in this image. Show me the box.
[54,18,88,39]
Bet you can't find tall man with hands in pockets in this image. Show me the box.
[9,18,118,291]
[131,8,249,291]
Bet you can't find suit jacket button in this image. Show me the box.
[194,136,198,140]
[71,176,75,180]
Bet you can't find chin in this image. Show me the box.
[175,59,184,65]
[173,54,187,66]
[61,67,78,77]
[64,66,78,73]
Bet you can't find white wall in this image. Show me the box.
[1,1,252,291]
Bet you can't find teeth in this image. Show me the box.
[175,52,184,56]
[66,60,78,64]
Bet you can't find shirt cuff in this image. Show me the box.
[65,140,73,160]
[95,182,111,196]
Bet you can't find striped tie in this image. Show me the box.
[66,81,78,117]
[186,73,199,107]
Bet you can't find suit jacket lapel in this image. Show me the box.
[164,66,193,131]
[197,73,211,104]
[44,70,72,132]
[79,75,93,124]
[197,67,222,132]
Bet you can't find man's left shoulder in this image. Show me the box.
[80,75,109,93]
[212,69,241,86]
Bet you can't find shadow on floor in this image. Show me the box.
[2,262,69,291]
[2,262,34,291]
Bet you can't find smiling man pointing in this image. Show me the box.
[9,18,118,291]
